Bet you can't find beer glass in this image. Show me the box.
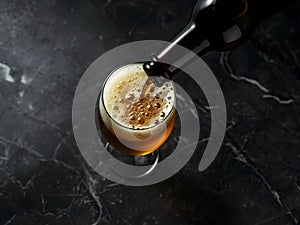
[97,63,176,169]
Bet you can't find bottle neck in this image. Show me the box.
[153,22,211,72]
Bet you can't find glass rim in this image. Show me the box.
[99,63,176,131]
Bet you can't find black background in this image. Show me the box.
[0,0,300,224]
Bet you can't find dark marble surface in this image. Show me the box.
[0,0,300,224]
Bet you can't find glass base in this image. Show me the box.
[105,142,159,178]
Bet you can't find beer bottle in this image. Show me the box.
[143,0,296,79]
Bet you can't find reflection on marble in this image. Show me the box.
[0,0,299,224]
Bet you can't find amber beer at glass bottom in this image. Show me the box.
[98,64,176,156]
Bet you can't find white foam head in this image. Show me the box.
[99,63,176,151]
[101,63,175,130]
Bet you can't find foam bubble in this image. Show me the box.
[102,64,175,130]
